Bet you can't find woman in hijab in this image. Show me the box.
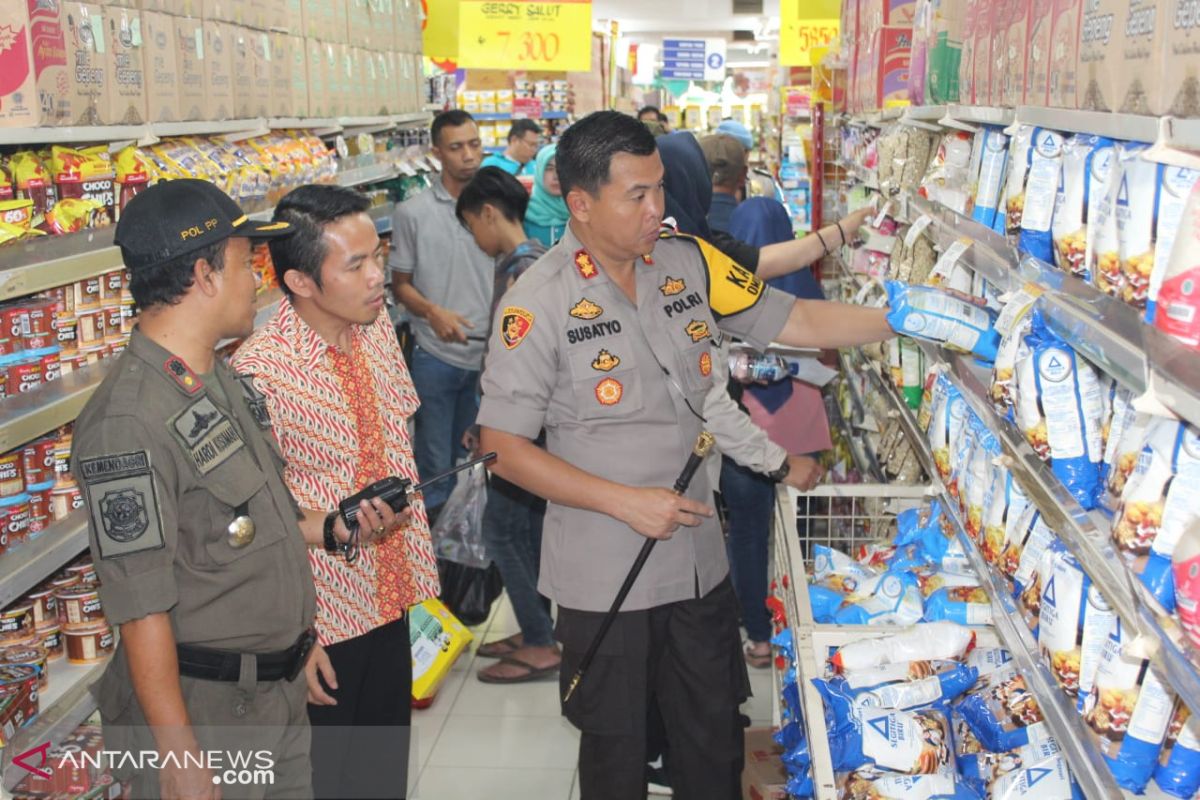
[726,197,832,667]
[523,144,570,247]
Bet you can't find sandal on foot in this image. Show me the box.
[477,633,523,659]
[743,641,771,669]
[476,655,561,684]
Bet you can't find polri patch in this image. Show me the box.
[79,451,166,559]
[569,298,603,320]
[237,375,272,430]
[574,250,599,280]
[595,377,623,406]
[659,276,685,296]
[501,307,535,350]
[163,356,203,394]
[168,396,245,476]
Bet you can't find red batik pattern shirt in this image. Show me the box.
[232,298,440,645]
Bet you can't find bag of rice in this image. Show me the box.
[1036,540,1118,703]
[1018,128,1067,263]
[1082,616,1175,793]
[1111,419,1200,610]
[1012,312,1104,508]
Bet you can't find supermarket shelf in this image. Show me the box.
[0,361,115,454]
[0,227,120,303]
[1016,106,1158,144]
[369,202,396,235]
[0,510,89,610]
[150,118,265,138]
[1,656,108,792]
[471,111,569,122]
[336,162,400,188]
[1146,325,1200,431]
[946,104,1017,127]
[0,125,150,146]
[268,117,338,129]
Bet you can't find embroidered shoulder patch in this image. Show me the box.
[79,451,166,559]
[595,377,623,406]
[237,375,272,430]
[574,250,599,280]
[660,276,685,296]
[168,396,245,476]
[163,356,203,394]
[500,307,535,350]
[685,320,711,343]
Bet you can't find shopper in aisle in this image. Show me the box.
[699,134,748,234]
[524,144,571,248]
[658,130,871,281]
[455,167,560,683]
[481,118,542,177]
[725,196,833,668]
[73,179,376,799]
[391,110,494,522]
[231,184,438,799]
[476,111,895,800]
[638,105,671,131]
[716,119,754,151]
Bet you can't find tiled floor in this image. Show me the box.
[407,593,777,800]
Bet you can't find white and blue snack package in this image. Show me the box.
[924,586,992,626]
[816,685,956,776]
[885,281,1001,363]
[833,571,925,627]
[839,769,978,799]
[1012,311,1103,509]
[1017,127,1065,263]
[986,752,1083,800]
[981,458,1030,569]
[958,738,1062,796]
[971,126,1010,231]
[814,663,978,715]
[1154,706,1200,799]
[810,584,847,623]
[955,667,1052,753]
[1082,616,1175,793]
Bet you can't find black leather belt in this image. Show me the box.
[176,628,316,683]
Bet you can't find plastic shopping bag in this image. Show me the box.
[430,460,490,569]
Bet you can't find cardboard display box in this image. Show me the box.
[1165,0,1200,117]
[141,10,179,121]
[1049,0,1083,107]
[286,33,308,117]
[174,14,205,120]
[867,26,914,109]
[105,6,146,124]
[202,20,234,120]
[742,728,789,800]
[62,1,109,125]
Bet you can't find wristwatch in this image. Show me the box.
[767,456,791,483]
[322,511,341,554]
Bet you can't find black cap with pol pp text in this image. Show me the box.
[114,179,294,273]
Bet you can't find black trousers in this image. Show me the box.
[557,578,751,800]
[308,617,412,799]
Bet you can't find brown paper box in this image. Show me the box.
[283,0,303,34]
[0,0,38,127]
[1112,0,1170,115]
[1165,0,1200,117]
[1026,0,1055,105]
[306,38,328,118]
[1077,0,1125,110]
[137,0,186,15]
[286,33,307,117]
[1049,0,1083,107]
[105,6,146,124]
[988,0,1013,106]
[62,1,109,125]
[174,15,205,120]
[202,20,234,120]
[1002,0,1033,107]
[268,32,290,117]
[741,728,788,800]
[231,25,254,118]
[141,10,179,122]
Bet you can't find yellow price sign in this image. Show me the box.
[457,0,592,72]
[780,18,840,66]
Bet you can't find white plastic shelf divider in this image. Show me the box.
[0,360,115,454]
[1015,106,1159,143]
[0,228,120,303]
[0,511,89,610]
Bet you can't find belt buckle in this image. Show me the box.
[286,629,317,682]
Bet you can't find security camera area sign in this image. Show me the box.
[661,38,727,82]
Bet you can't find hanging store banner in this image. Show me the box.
[457,0,593,72]
[779,0,839,66]
[421,0,459,58]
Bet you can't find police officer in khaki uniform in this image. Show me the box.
[477,112,896,800]
[74,180,366,800]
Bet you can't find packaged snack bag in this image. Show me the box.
[834,571,925,626]
[970,126,1010,232]
[44,198,103,235]
[1012,312,1103,508]
[1145,166,1200,322]
[113,146,151,221]
[1115,143,1162,310]
[928,380,966,485]
[1086,137,1123,296]
[49,146,114,226]
[885,282,1001,362]
[831,622,977,672]
[837,769,976,799]
[1154,704,1200,799]
[10,152,54,232]
[1112,418,1200,610]
[924,586,992,626]
[1018,128,1066,263]
[1102,410,1153,512]
[981,460,1030,568]
[1082,616,1175,793]
[956,667,1051,752]
[819,699,956,775]
[1154,178,1200,349]
[1036,541,1117,704]
[1052,134,1110,279]
[815,662,979,714]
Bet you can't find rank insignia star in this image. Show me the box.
[569,298,603,320]
[574,249,598,279]
[660,276,686,296]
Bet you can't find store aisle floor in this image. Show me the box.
[408,592,777,800]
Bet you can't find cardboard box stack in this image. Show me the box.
[1,0,425,128]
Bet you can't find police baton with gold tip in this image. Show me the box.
[562,432,716,705]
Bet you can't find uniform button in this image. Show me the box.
[234,701,248,717]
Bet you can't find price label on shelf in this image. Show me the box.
[872,199,893,229]
[457,0,592,72]
[512,97,543,120]
[904,215,934,248]
[931,237,972,276]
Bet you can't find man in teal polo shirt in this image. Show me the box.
[482,119,540,176]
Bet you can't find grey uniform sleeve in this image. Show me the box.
[476,292,557,439]
[388,200,419,275]
[702,341,788,474]
[73,417,180,626]
[687,236,794,350]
